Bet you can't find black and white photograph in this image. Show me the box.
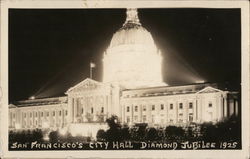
[0,0,249,158]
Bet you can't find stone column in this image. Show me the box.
[175,101,178,124]
[216,95,221,121]
[147,104,150,124]
[140,104,143,123]
[106,95,109,118]
[131,104,134,123]
[185,100,189,123]
[68,97,73,123]
[74,98,78,123]
[166,102,168,125]
[235,100,238,116]
[197,96,202,123]
[216,95,219,121]
[56,108,59,127]
[93,96,96,121]
[193,99,197,122]
[224,96,228,118]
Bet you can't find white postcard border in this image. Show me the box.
[0,0,249,158]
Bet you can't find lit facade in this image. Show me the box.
[9,9,240,135]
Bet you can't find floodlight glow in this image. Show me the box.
[59,128,67,136]
[69,123,108,138]
[29,96,35,100]
[43,133,49,141]
[195,80,205,83]
[42,121,49,129]
[15,123,21,129]
[155,116,160,124]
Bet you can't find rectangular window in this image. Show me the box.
[135,106,138,112]
[161,114,164,123]
[59,111,62,116]
[152,105,155,111]
[189,102,193,109]
[209,103,213,107]
[65,110,68,116]
[179,103,183,109]
[53,111,55,116]
[91,107,94,114]
[143,105,146,111]
[41,112,43,117]
[152,115,155,123]
[30,113,32,117]
[209,112,213,120]
[127,106,130,112]
[47,112,49,117]
[101,107,104,113]
[170,104,173,110]
[35,112,38,117]
[161,104,164,110]
[81,108,84,114]
[127,116,130,123]
[179,113,183,122]
[134,116,138,122]
[189,113,193,122]
[142,115,147,122]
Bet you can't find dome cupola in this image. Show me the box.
[110,8,155,49]
[103,8,166,89]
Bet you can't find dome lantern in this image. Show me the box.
[123,8,141,26]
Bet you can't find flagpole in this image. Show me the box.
[90,62,95,79]
[90,63,92,79]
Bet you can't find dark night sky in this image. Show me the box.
[9,8,241,102]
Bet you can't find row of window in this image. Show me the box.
[10,117,68,128]
[20,118,66,128]
[126,103,213,112]
[22,110,68,118]
[126,113,195,123]
[78,107,104,114]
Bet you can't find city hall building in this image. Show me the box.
[9,9,239,136]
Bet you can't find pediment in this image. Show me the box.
[9,104,18,108]
[196,86,222,94]
[66,78,104,94]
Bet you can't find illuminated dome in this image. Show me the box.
[103,8,166,89]
[110,24,155,48]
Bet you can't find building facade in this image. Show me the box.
[9,9,240,136]
[9,80,239,132]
